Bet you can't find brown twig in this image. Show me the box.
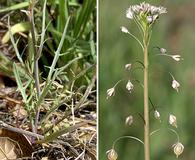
[0,121,44,139]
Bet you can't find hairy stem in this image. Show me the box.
[143,27,150,160]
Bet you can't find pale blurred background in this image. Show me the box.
[99,0,195,159]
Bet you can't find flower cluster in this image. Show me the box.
[126,2,167,24]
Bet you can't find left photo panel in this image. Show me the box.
[0,0,97,159]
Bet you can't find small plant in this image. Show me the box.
[106,2,184,160]
[0,0,96,158]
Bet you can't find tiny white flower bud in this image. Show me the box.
[125,63,132,70]
[125,115,133,126]
[172,79,180,92]
[126,8,134,19]
[107,87,115,99]
[126,80,134,93]
[169,114,177,128]
[121,26,129,33]
[160,48,167,54]
[154,110,161,122]
[171,55,181,61]
[147,16,153,23]
[106,149,118,160]
[173,142,184,158]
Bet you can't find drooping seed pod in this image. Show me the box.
[126,80,134,93]
[107,88,115,99]
[173,142,184,158]
[125,115,133,126]
[106,149,118,160]
[125,63,132,70]
[169,114,177,128]
[172,79,180,92]
[154,110,161,122]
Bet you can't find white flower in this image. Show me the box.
[106,149,118,160]
[173,142,184,158]
[121,26,129,33]
[126,2,167,21]
[125,115,133,126]
[154,110,161,122]
[160,48,167,54]
[169,114,177,128]
[107,87,115,99]
[171,55,181,61]
[126,80,134,93]
[125,63,132,70]
[126,8,134,19]
[172,79,180,92]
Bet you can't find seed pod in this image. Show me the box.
[172,79,180,92]
[173,142,184,158]
[126,80,134,93]
[107,88,115,99]
[125,64,132,70]
[169,114,177,128]
[106,149,118,160]
[125,115,133,126]
[154,110,161,122]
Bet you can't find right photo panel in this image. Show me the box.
[99,0,195,159]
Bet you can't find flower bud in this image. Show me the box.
[107,88,115,99]
[172,79,180,92]
[169,114,177,128]
[125,63,132,70]
[154,110,161,122]
[147,16,153,24]
[160,48,167,54]
[126,80,134,93]
[106,149,118,160]
[125,115,133,126]
[126,8,134,19]
[121,26,129,33]
[173,142,184,158]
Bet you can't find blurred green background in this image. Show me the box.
[99,0,195,159]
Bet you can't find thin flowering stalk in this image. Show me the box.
[113,79,124,88]
[121,27,144,50]
[125,2,167,159]
[143,24,150,160]
[112,136,144,148]
[150,128,180,142]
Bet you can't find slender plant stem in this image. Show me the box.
[29,0,41,133]
[143,27,150,160]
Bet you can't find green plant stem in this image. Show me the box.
[29,0,40,133]
[143,27,150,160]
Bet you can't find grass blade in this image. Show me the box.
[0,2,29,13]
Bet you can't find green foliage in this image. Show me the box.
[0,2,29,13]
[1,0,96,142]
